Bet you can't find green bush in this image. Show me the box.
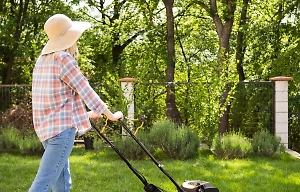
[114,131,154,160]
[147,119,175,147]
[252,129,285,157]
[149,119,200,160]
[212,132,252,159]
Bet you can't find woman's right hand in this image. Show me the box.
[112,111,124,121]
[103,109,124,121]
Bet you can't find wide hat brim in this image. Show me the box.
[41,21,91,55]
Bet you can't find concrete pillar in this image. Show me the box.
[120,78,136,131]
[269,76,293,148]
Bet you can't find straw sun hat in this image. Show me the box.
[42,14,91,55]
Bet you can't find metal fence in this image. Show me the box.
[288,92,300,152]
[228,81,275,137]
[0,82,280,140]
[1,82,299,152]
[129,81,276,144]
[0,84,32,111]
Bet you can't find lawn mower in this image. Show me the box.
[90,117,219,192]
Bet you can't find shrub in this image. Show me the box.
[114,131,154,160]
[149,119,200,160]
[147,119,175,147]
[212,132,252,159]
[107,120,200,160]
[252,129,285,157]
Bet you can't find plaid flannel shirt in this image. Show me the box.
[32,51,107,142]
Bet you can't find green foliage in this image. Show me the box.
[18,131,44,155]
[113,119,200,160]
[252,129,285,157]
[0,126,19,151]
[82,129,97,139]
[149,119,200,160]
[114,131,154,160]
[0,126,43,154]
[133,83,167,129]
[229,82,274,137]
[244,0,300,83]
[0,0,75,84]
[212,132,252,159]
[288,93,300,153]
[1,0,300,154]
[93,138,105,152]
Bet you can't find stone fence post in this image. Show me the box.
[269,76,293,148]
[119,78,136,132]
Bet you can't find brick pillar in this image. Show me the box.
[269,76,293,148]
[120,78,136,131]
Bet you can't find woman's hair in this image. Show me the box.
[52,42,79,61]
[65,42,79,60]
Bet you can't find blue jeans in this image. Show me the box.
[29,128,76,192]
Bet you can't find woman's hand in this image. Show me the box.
[103,109,124,121]
[112,111,124,121]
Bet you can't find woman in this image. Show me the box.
[29,14,123,192]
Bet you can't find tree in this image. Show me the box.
[162,0,182,124]
[245,0,300,82]
[194,0,239,133]
[0,0,30,84]
[0,0,75,84]
[75,0,182,123]
[72,0,151,78]
[235,0,249,81]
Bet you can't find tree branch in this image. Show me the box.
[194,0,211,16]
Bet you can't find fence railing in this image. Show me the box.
[1,81,299,152]
[0,82,278,140]
[228,81,274,136]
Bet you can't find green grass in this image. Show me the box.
[1,147,300,192]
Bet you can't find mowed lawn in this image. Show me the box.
[1,147,300,192]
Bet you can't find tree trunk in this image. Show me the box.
[198,0,236,134]
[231,0,249,132]
[162,0,182,124]
[236,0,249,81]
[213,6,234,134]
[1,0,29,84]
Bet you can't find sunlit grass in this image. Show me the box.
[0,147,299,192]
